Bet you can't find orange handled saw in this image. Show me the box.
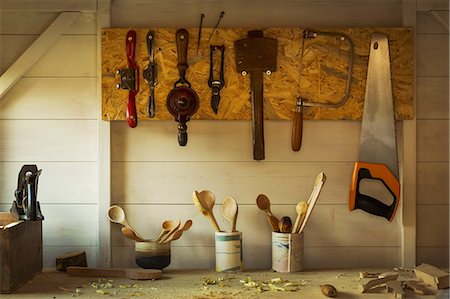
[349,33,400,222]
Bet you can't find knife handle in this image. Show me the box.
[349,162,400,221]
[127,91,138,128]
[291,109,303,151]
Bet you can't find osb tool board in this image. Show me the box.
[101,27,413,121]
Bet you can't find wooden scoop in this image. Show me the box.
[121,226,144,242]
[279,216,292,233]
[292,201,308,233]
[221,196,238,232]
[161,229,183,243]
[67,266,162,280]
[192,190,221,232]
[256,194,280,232]
[107,205,144,240]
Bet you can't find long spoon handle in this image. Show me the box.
[207,213,221,232]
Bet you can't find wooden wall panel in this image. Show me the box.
[417,205,449,247]
[0,12,96,34]
[0,78,97,119]
[417,162,449,204]
[0,162,98,205]
[26,35,97,77]
[0,0,97,12]
[0,120,97,161]
[417,77,449,120]
[111,0,402,28]
[416,9,449,268]
[417,120,449,162]
[416,34,449,77]
[111,162,355,205]
[0,35,38,74]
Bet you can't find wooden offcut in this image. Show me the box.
[415,263,449,289]
[0,214,42,294]
[101,27,413,121]
[67,266,162,280]
[56,251,88,271]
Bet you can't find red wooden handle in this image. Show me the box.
[126,91,138,128]
[126,31,137,69]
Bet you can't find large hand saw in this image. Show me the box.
[349,33,400,222]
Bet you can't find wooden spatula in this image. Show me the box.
[299,172,326,233]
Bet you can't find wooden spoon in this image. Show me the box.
[192,190,221,232]
[107,205,144,240]
[292,201,308,233]
[299,172,326,233]
[161,219,192,243]
[221,196,238,232]
[278,216,292,233]
[256,194,280,232]
[162,229,183,243]
[121,226,144,242]
[155,220,174,242]
[159,219,180,243]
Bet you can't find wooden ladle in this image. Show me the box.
[221,196,238,232]
[107,205,144,240]
[121,227,144,242]
[256,194,280,232]
[192,190,221,232]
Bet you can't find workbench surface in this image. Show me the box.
[2,269,448,298]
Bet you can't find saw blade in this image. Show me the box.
[358,33,398,179]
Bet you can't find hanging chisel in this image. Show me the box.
[143,31,158,118]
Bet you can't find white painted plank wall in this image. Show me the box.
[416,9,449,267]
[109,1,406,269]
[0,10,99,267]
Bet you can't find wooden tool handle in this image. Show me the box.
[291,107,303,151]
[176,29,189,74]
[126,91,138,128]
[250,71,265,160]
[126,30,137,69]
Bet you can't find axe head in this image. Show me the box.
[234,30,278,73]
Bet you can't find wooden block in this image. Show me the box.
[403,281,436,295]
[360,273,399,293]
[415,263,449,289]
[0,220,42,293]
[386,280,405,299]
[56,251,88,271]
[359,271,381,278]
[66,266,162,280]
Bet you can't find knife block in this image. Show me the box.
[0,212,42,293]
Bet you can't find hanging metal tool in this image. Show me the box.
[349,33,400,221]
[143,31,158,118]
[209,11,225,41]
[292,29,354,151]
[235,30,277,161]
[197,13,205,55]
[208,45,225,114]
[116,30,139,128]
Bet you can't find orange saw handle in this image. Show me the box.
[349,162,400,222]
